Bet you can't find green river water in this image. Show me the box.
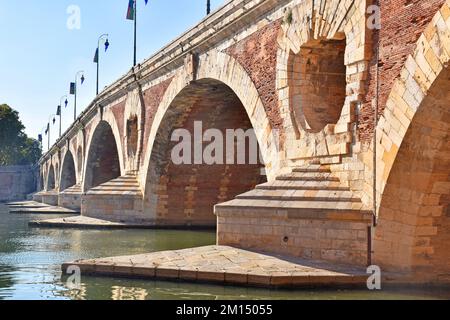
[0,204,449,300]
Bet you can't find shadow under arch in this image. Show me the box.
[46,164,55,191]
[60,150,77,191]
[143,78,267,226]
[83,120,121,192]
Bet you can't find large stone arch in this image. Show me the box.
[83,118,123,192]
[277,0,371,162]
[60,150,77,191]
[140,50,280,188]
[140,51,276,225]
[372,2,450,278]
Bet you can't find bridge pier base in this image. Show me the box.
[215,165,373,266]
[58,184,82,211]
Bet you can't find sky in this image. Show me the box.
[0,0,225,151]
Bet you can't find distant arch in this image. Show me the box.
[83,120,121,192]
[60,150,76,191]
[46,164,55,191]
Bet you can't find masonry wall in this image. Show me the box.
[0,166,37,202]
[359,0,447,142]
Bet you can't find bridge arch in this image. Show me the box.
[373,4,450,276]
[60,150,76,191]
[83,119,123,192]
[46,164,55,191]
[141,52,274,225]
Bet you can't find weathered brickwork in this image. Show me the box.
[360,0,447,142]
[226,20,283,134]
[141,77,174,165]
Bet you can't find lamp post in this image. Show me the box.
[94,34,109,95]
[46,114,57,151]
[70,71,85,121]
[57,95,68,138]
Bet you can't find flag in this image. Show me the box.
[145,0,148,5]
[126,0,135,20]
[93,48,99,63]
[38,134,42,143]
[56,105,61,116]
[70,82,76,95]
[45,123,49,135]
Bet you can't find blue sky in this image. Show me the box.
[0,0,225,151]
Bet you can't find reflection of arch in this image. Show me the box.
[83,120,121,192]
[46,164,55,191]
[60,150,76,191]
[373,4,450,277]
[142,78,266,224]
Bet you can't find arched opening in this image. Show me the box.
[127,115,138,157]
[46,164,55,191]
[374,66,450,277]
[289,36,347,133]
[39,172,44,191]
[60,151,76,191]
[144,79,266,225]
[84,121,121,191]
[77,146,83,177]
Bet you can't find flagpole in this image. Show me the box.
[134,0,137,67]
[73,70,84,121]
[59,95,67,138]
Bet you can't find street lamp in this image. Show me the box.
[94,34,109,95]
[70,71,85,121]
[56,95,68,138]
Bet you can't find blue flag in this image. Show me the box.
[70,82,76,95]
[93,48,99,63]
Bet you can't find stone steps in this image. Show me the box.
[215,165,372,266]
[236,188,361,203]
[291,164,331,173]
[60,184,81,195]
[87,174,142,197]
[276,171,340,182]
[256,180,349,191]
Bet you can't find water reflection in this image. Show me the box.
[1,204,450,300]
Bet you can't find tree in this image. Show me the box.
[0,104,42,166]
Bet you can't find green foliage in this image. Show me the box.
[0,104,42,166]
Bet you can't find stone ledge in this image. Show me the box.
[29,215,216,230]
[61,245,369,289]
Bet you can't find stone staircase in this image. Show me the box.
[59,184,82,211]
[215,164,373,266]
[86,174,142,196]
[82,174,144,223]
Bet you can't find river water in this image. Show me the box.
[0,204,449,300]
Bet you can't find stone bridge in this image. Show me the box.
[35,0,450,282]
